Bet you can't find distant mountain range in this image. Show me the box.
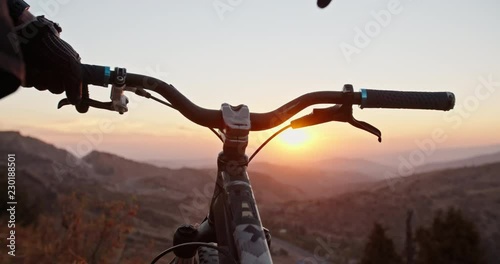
[146,148,500,182]
[1,130,500,263]
[146,143,500,172]
[146,158,216,169]
[372,143,500,167]
[416,151,500,173]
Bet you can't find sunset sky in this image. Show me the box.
[1,0,499,164]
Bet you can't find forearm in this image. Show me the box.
[0,0,24,98]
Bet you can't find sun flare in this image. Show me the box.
[279,129,309,147]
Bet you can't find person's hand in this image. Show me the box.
[317,0,332,8]
[15,15,88,112]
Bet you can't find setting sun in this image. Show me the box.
[279,129,310,147]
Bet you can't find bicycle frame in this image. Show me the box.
[198,153,270,263]
[209,152,272,263]
[173,103,273,264]
[209,103,273,263]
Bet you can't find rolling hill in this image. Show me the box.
[2,131,499,263]
[248,162,374,199]
[262,162,500,263]
[0,131,302,262]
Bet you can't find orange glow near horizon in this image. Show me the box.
[278,129,310,148]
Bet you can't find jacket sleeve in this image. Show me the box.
[0,0,24,99]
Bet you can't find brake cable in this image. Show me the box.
[248,125,291,164]
[150,242,236,264]
[143,88,293,160]
[150,95,175,109]
[136,88,224,143]
[209,128,224,142]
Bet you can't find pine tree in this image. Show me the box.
[415,207,485,264]
[359,222,403,264]
[404,209,415,264]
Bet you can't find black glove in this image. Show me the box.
[16,15,88,112]
[317,0,332,8]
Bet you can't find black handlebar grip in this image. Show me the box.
[81,64,111,87]
[360,89,455,111]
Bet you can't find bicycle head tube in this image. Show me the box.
[207,103,273,263]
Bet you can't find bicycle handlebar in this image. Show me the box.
[360,89,455,110]
[80,64,455,131]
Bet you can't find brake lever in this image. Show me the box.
[290,84,382,142]
[57,97,114,111]
[348,116,382,143]
[326,103,382,142]
[57,67,131,114]
[56,83,93,113]
[289,103,382,142]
